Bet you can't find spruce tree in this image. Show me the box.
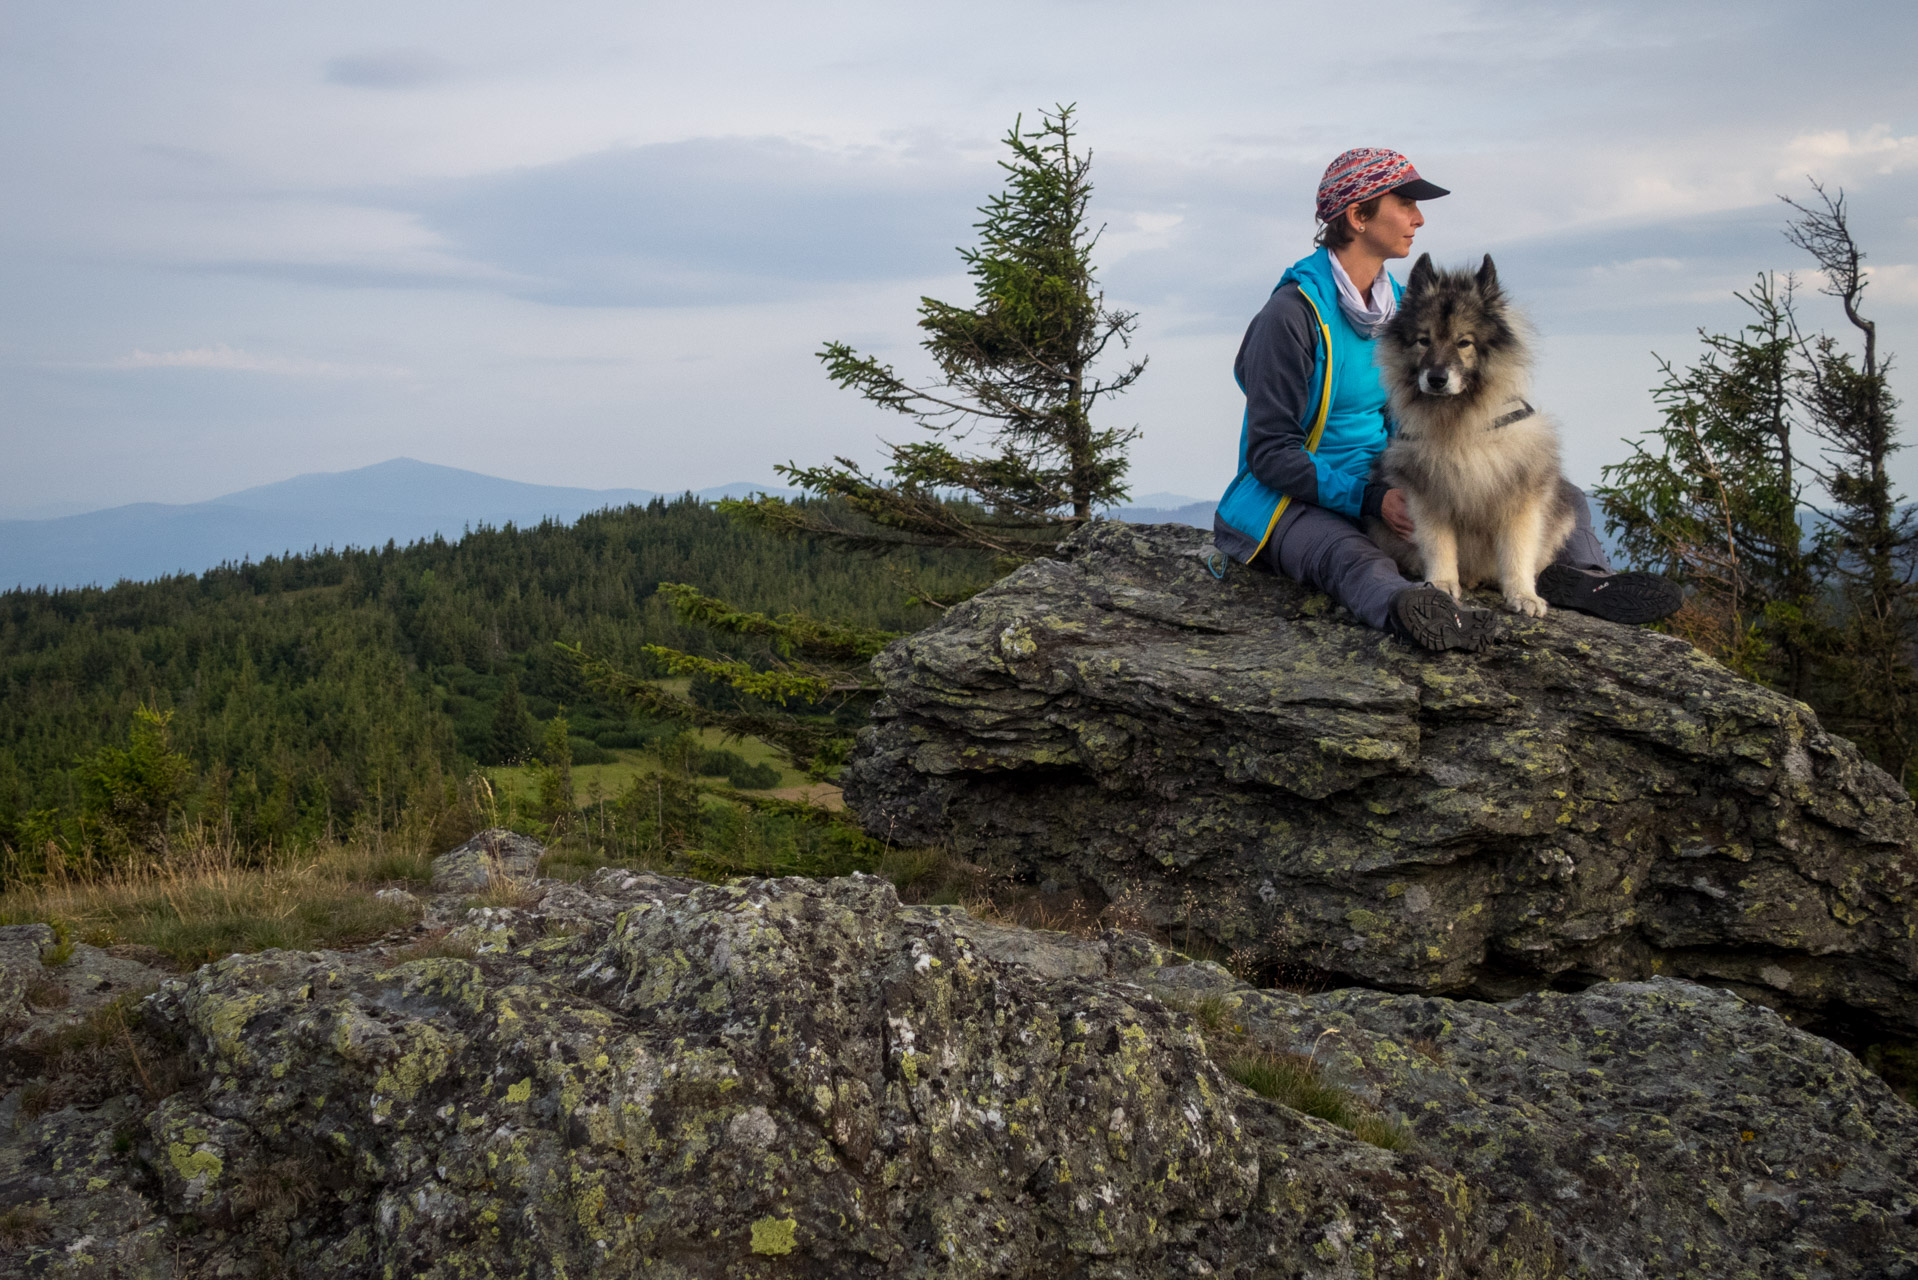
[534,710,575,830]
[80,705,194,862]
[1598,184,1915,786]
[1780,182,1916,781]
[489,677,537,766]
[571,107,1143,773]
[725,104,1144,568]
[1595,274,1828,691]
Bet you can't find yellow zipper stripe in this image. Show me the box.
[1251,292,1335,559]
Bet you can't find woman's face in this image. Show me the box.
[1354,193,1424,260]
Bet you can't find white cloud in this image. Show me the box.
[108,345,407,378]
[1097,211,1188,264]
[1780,125,1918,182]
[1864,263,1918,305]
[2,0,1915,514]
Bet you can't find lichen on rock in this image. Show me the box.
[844,521,1918,1044]
[2,865,1913,1276]
[429,827,547,893]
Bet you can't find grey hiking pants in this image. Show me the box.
[1260,482,1612,630]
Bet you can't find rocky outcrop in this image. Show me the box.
[430,827,547,892]
[844,522,1918,1043]
[2,871,1912,1276]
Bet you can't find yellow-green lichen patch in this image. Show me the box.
[168,1140,222,1183]
[749,1215,797,1255]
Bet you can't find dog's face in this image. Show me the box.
[1382,254,1515,399]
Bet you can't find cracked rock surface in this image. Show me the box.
[843,522,1918,1043]
[1,869,1913,1277]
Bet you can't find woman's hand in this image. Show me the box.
[1381,488,1416,538]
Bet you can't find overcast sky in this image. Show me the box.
[2,0,1915,517]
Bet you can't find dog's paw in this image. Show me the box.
[1504,591,1549,617]
[1430,578,1464,603]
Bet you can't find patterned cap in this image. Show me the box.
[1315,148,1449,224]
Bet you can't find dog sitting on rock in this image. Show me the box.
[1369,253,1679,624]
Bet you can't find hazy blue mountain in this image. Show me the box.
[0,458,791,590]
[1109,492,1216,530]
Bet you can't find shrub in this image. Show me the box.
[79,705,194,862]
[568,736,611,765]
[727,762,782,790]
[696,748,750,777]
[594,729,647,749]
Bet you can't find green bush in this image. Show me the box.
[594,729,648,749]
[727,762,782,790]
[696,748,749,777]
[568,736,611,765]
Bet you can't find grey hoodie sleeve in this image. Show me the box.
[1235,284,1388,520]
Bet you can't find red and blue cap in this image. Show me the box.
[1314,148,1449,224]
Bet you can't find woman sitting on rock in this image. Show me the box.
[1211,147,1680,650]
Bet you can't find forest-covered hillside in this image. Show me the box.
[0,497,964,864]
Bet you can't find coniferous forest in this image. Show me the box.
[0,497,971,876]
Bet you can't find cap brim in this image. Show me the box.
[1390,178,1449,201]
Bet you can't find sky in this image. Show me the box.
[2,0,1915,518]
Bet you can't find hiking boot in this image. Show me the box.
[1536,564,1683,625]
[1386,585,1497,652]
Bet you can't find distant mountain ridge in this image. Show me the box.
[0,458,792,591]
[0,458,1222,592]
[1110,496,1216,530]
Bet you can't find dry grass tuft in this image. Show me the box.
[227,1154,323,1227]
[0,836,424,969]
[873,845,989,908]
[5,988,192,1119]
[963,890,1107,937]
[0,1202,52,1249]
[462,871,545,911]
[23,978,69,1011]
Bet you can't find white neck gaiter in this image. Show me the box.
[1328,252,1396,338]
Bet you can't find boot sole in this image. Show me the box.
[1537,565,1683,625]
[1394,590,1497,652]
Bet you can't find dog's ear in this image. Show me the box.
[1476,254,1500,296]
[1407,253,1437,295]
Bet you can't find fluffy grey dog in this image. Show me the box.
[1369,254,1575,616]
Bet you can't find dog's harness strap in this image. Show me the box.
[1251,292,1335,559]
[1488,399,1535,430]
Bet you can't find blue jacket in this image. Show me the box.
[1213,248,1402,562]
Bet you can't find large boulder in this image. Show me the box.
[2,873,1495,1278]
[843,522,1918,1043]
[3,872,1912,1276]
